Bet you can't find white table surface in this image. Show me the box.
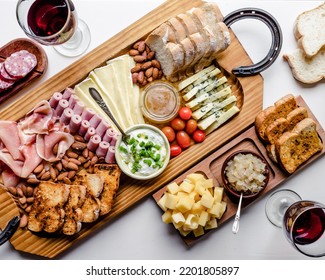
[0,0,324,260]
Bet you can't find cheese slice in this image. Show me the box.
[205,106,240,134]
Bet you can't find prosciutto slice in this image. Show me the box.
[0,100,74,180]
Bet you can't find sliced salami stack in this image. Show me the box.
[0,50,37,93]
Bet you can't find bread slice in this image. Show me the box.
[275,118,323,173]
[294,2,325,57]
[255,94,297,141]
[286,107,308,130]
[266,117,289,145]
[94,164,121,216]
[266,144,277,163]
[73,173,103,223]
[62,184,87,235]
[28,181,70,233]
[283,49,325,84]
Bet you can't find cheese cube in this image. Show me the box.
[203,178,214,189]
[178,227,191,237]
[195,182,209,196]
[189,191,200,202]
[184,214,199,230]
[213,187,224,203]
[176,196,194,212]
[172,212,185,229]
[157,194,167,211]
[186,173,205,184]
[193,225,205,237]
[200,193,214,209]
[164,193,178,209]
[198,211,209,226]
[162,210,172,224]
[205,218,218,230]
[177,191,188,199]
[208,202,227,218]
[179,181,194,193]
[191,201,205,214]
[166,182,179,195]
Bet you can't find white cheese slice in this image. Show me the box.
[204,106,240,134]
[178,65,216,91]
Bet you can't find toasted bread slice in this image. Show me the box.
[94,164,121,216]
[286,107,308,130]
[266,144,277,163]
[266,117,289,145]
[27,181,70,233]
[62,184,86,235]
[73,173,102,223]
[275,118,323,173]
[255,94,297,141]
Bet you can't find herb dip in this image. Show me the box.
[118,128,168,176]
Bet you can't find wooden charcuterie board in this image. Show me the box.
[0,0,264,258]
[0,38,48,105]
[153,96,325,246]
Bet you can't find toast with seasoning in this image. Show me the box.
[28,181,70,233]
[275,118,323,173]
[94,164,121,216]
[255,94,297,141]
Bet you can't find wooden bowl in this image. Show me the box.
[221,150,270,203]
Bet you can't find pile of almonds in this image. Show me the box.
[129,40,163,87]
[6,135,105,228]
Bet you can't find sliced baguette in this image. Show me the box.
[275,118,323,173]
[283,49,325,84]
[294,2,325,57]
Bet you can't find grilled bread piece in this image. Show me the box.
[275,118,323,173]
[28,181,70,233]
[255,94,297,141]
[73,173,103,223]
[286,107,308,130]
[94,164,121,216]
[62,184,87,235]
[266,117,289,145]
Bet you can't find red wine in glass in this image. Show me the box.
[291,208,325,245]
[17,0,90,57]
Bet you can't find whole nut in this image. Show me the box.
[129,49,139,56]
[63,177,72,185]
[56,161,63,171]
[41,171,51,181]
[27,178,40,185]
[90,156,99,166]
[74,135,85,143]
[61,159,69,169]
[19,196,27,205]
[69,158,81,166]
[72,142,87,151]
[26,187,34,197]
[132,73,138,84]
[141,61,152,70]
[83,161,91,169]
[17,187,24,197]
[26,197,34,204]
[78,156,87,164]
[145,67,153,78]
[53,143,59,155]
[137,41,146,53]
[33,163,44,174]
[67,162,79,171]
[137,71,145,84]
[133,41,141,49]
[147,51,155,60]
[152,67,159,80]
[25,205,32,213]
[67,151,79,159]
[82,149,89,158]
[151,59,161,69]
[19,215,28,228]
[7,186,17,196]
[50,166,57,180]
[133,55,146,63]
[68,170,76,179]
[57,172,69,181]
[131,65,141,73]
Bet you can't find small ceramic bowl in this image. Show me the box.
[115,124,170,180]
[221,150,270,203]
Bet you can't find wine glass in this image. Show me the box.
[265,189,325,257]
[16,0,91,57]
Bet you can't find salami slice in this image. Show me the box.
[0,62,18,82]
[0,77,15,91]
[4,50,37,79]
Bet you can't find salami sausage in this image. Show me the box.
[0,63,17,82]
[4,50,37,79]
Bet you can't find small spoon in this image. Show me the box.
[232,192,243,234]
[89,87,129,143]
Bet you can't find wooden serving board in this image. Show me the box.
[0,38,48,105]
[0,0,264,258]
[153,96,325,246]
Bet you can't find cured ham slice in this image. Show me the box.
[36,131,74,162]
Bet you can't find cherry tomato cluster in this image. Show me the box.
[161,107,206,158]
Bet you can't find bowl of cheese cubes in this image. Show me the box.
[157,172,227,238]
[221,150,270,203]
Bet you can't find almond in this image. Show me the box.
[72,142,87,151]
[33,163,44,174]
[129,49,139,56]
[147,51,155,60]
[132,73,138,84]
[41,171,51,181]
[141,61,152,70]
[74,135,85,142]
[57,172,69,181]
[137,71,145,84]
[7,186,17,196]
[69,158,81,166]
[131,65,141,73]
[50,166,57,180]
[67,162,79,171]
[67,151,79,159]
[27,178,40,185]
[138,41,146,53]
[63,177,72,185]
[133,55,146,63]
[152,67,159,80]
[145,67,153,78]
[19,215,28,228]
[151,59,161,69]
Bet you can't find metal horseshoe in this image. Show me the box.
[223,8,283,76]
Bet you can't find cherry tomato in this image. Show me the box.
[170,144,182,157]
[161,126,176,142]
[176,131,191,149]
[185,119,198,135]
[178,107,192,120]
[192,130,206,143]
[170,117,186,131]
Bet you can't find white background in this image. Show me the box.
[0,0,324,261]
